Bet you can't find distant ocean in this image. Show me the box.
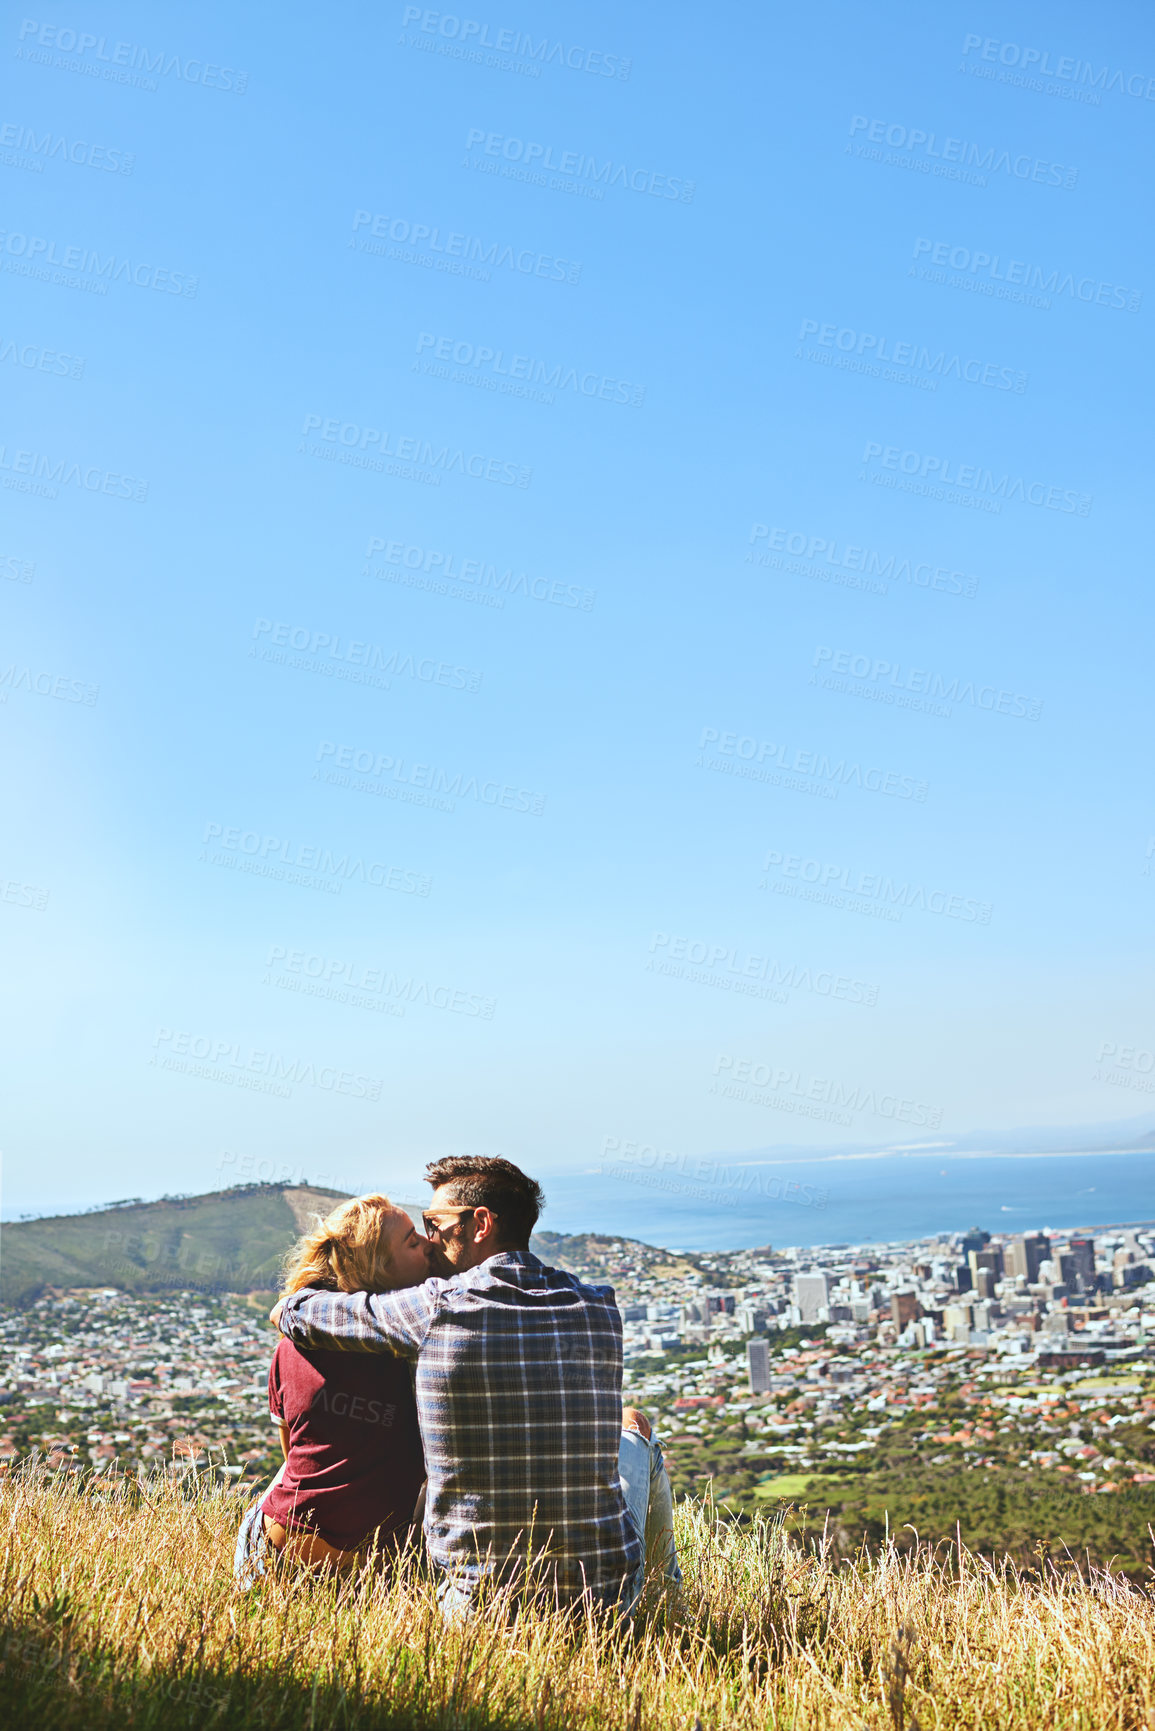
[537,1151,1155,1251]
[6,1149,1154,1250]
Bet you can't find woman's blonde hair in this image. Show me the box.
[280,1193,400,1296]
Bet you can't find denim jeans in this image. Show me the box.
[436,1425,682,1621]
[233,1499,271,1590]
[605,1423,683,1615]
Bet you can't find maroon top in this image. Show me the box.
[261,1337,424,1550]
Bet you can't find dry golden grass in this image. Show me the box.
[3,1471,1154,1730]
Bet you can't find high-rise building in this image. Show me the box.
[890,1290,921,1330]
[1003,1239,1027,1279]
[794,1271,830,1322]
[1058,1254,1081,1290]
[747,1339,770,1395]
[968,1246,1004,1281]
[942,1302,972,1341]
[1025,1233,1052,1281]
[1067,1237,1096,1287]
[1005,1233,1051,1283]
[960,1227,991,1256]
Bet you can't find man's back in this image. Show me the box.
[278,1251,642,1596]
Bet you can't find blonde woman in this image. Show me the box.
[235,1193,430,1584]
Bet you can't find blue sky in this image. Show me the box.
[3,0,1153,1220]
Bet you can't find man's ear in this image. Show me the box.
[472,1205,496,1241]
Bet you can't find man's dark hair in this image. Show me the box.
[425,1156,544,1249]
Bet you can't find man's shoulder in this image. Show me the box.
[473,1253,618,1305]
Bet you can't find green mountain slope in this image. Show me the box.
[0,1188,650,1310]
[0,1187,674,1310]
[0,1184,351,1308]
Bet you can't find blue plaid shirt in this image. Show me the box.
[278,1252,642,1596]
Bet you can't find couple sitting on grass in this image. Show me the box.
[235,1156,681,1619]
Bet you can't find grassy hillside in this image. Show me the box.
[0,1185,350,1308]
[0,1188,650,1310]
[3,1474,1151,1731]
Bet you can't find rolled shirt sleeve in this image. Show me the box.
[278,1282,441,1358]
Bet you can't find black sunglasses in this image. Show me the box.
[422,1207,476,1239]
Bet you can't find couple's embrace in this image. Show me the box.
[235,1156,681,1618]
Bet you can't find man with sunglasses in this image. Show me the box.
[273,1155,679,1617]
